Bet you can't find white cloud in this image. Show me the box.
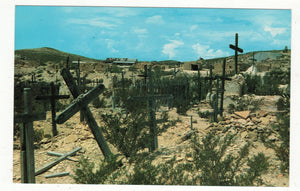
[67,18,118,28]
[192,43,229,59]
[132,27,148,34]
[105,39,119,53]
[146,15,164,24]
[264,26,286,37]
[162,40,184,59]
[190,25,198,31]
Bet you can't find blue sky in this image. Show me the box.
[15,6,291,61]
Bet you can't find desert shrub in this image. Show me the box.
[126,158,161,185]
[92,97,106,108]
[198,110,211,118]
[73,155,121,184]
[34,128,44,143]
[244,68,290,96]
[73,128,270,186]
[109,65,123,73]
[262,112,289,173]
[191,130,269,186]
[100,112,152,158]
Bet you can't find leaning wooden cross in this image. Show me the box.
[14,88,46,183]
[229,33,244,74]
[35,82,69,136]
[55,68,113,159]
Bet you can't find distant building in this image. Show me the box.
[105,58,138,65]
[183,60,203,71]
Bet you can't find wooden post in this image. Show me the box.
[209,65,213,95]
[190,115,193,130]
[23,88,35,183]
[36,82,69,136]
[14,88,46,183]
[31,74,36,83]
[111,90,116,110]
[213,78,220,122]
[55,68,113,159]
[46,151,78,162]
[75,58,84,123]
[220,59,226,117]
[148,65,157,152]
[197,67,202,101]
[229,33,244,75]
[45,172,69,178]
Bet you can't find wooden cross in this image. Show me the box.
[219,59,229,117]
[35,82,70,136]
[55,68,113,159]
[202,60,231,121]
[229,33,244,74]
[14,88,46,183]
[130,65,172,152]
[213,59,231,119]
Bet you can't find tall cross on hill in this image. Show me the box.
[229,33,244,74]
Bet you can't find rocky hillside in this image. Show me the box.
[13,47,290,186]
[15,47,102,65]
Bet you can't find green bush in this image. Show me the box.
[34,128,44,143]
[100,112,152,158]
[263,112,289,173]
[244,68,290,96]
[73,155,121,184]
[92,97,106,108]
[191,130,269,186]
[73,129,270,186]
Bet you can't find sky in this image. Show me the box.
[15,6,291,62]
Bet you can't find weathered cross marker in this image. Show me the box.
[35,82,70,136]
[229,33,244,74]
[203,60,231,121]
[130,65,172,152]
[55,68,113,159]
[14,88,46,183]
[219,59,229,116]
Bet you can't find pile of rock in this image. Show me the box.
[206,110,279,142]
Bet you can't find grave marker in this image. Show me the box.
[55,68,113,159]
[14,88,46,183]
[229,33,244,74]
[130,65,173,152]
[35,82,70,136]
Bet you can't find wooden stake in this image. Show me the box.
[22,89,36,183]
[220,59,226,117]
[45,172,70,178]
